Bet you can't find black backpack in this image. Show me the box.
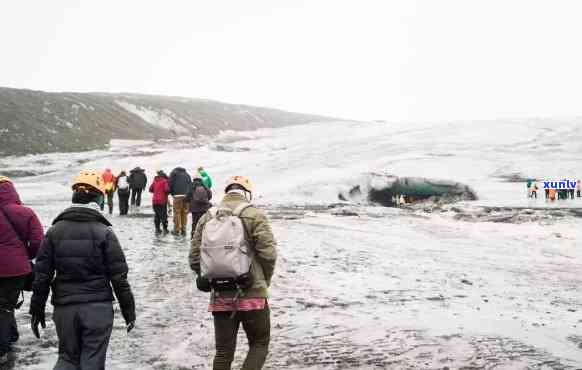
[191,184,209,203]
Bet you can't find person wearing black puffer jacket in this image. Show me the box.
[128,167,147,210]
[29,170,136,370]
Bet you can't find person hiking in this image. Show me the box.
[149,170,170,235]
[128,167,147,211]
[530,181,538,199]
[102,168,116,214]
[29,170,136,370]
[526,178,533,198]
[186,173,212,239]
[189,176,277,370]
[0,176,43,364]
[577,180,581,198]
[549,188,557,201]
[198,166,213,189]
[169,167,192,236]
[116,170,131,215]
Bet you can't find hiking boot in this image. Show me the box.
[163,227,169,235]
[155,228,162,235]
[180,230,186,237]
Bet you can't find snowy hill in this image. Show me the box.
[0,87,335,155]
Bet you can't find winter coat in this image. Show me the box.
[169,167,192,196]
[30,205,135,324]
[186,179,212,213]
[149,176,170,205]
[0,181,43,277]
[199,170,213,189]
[128,168,147,190]
[190,192,277,299]
[116,174,130,194]
[102,170,116,192]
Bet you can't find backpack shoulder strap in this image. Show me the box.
[232,202,252,217]
[0,205,24,243]
[232,203,254,249]
[207,206,219,219]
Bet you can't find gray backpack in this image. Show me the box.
[200,203,252,289]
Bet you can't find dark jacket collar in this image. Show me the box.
[53,204,112,226]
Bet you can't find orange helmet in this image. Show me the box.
[0,176,11,184]
[225,175,253,193]
[72,170,105,195]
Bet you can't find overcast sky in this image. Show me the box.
[1,1,581,121]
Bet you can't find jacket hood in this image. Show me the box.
[0,181,22,207]
[192,178,203,185]
[53,205,112,226]
[154,175,167,182]
[130,167,144,173]
[173,167,186,173]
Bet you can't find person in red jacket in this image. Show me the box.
[149,170,170,234]
[0,176,43,362]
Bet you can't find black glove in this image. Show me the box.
[196,276,211,292]
[30,311,46,339]
[236,273,254,290]
[126,321,135,333]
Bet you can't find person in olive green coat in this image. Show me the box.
[189,176,277,370]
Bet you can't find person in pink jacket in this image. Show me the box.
[0,176,43,362]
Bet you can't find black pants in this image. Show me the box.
[191,212,205,239]
[130,189,143,207]
[153,204,168,232]
[531,190,537,199]
[570,189,575,199]
[212,306,270,370]
[53,302,114,370]
[105,190,114,214]
[578,190,581,198]
[118,190,130,215]
[0,276,26,355]
[545,189,549,199]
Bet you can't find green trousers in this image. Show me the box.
[212,306,270,370]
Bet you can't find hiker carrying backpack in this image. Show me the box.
[187,177,212,239]
[189,175,277,370]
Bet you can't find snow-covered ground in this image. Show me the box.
[3,119,582,369]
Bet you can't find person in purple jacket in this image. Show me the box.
[0,176,43,363]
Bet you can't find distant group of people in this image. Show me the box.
[526,178,582,201]
[99,167,147,215]
[0,169,276,369]
[149,166,213,236]
[98,166,214,238]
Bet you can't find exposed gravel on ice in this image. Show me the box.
[4,120,582,369]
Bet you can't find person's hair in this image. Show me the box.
[72,189,101,204]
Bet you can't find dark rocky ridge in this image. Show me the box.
[0,87,336,156]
